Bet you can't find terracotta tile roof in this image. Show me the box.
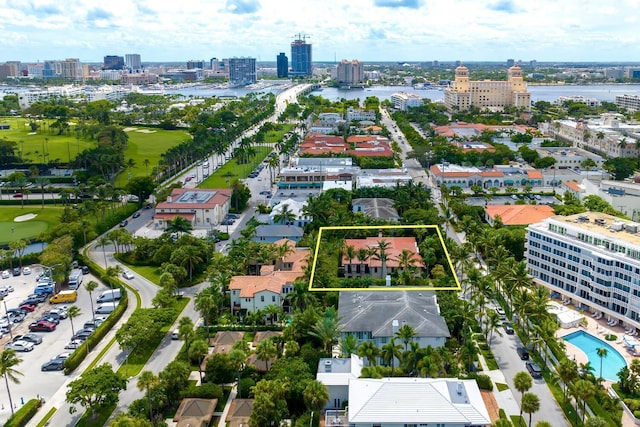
[343,237,424,268]
[229,271,302,298]
[479,171,504,177]
[526,170,543,179]
[485,204,555,226]
[564,181,583,192]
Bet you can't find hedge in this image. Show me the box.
[5,398,42,427]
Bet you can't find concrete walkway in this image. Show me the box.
[477,350,521,419]
[217,384,237,427]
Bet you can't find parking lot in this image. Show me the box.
[0,264,116,418]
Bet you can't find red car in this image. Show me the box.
[13,193,22,198]
[19,304,37,312]
[29,320,56,332]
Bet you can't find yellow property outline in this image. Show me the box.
[308,224,461,292]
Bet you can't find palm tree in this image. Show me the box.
[0,349,23,416]
[84,281,99,321]
[255,339,278,371]
[374,239,392,279]
[343,244,356,275]
[9,239,27,270]
[137,370,158,422]
[556,358,578,401]
[310,314,342,353]
[514,371,532,416]
[97,236,112,269]
[12,176,28,209]
[381,338,402,375]
[304,380,329,425]
[165,216,193,235]
[395,323,417,351]
[572,379,596,424]
[484,311,503,345]
[34,177,49,209]
[273,204,296,225]
[358,340,380,366]
[67,305,82,339]
[521,392,540,427]
[339,334,358,357]
[596,347,608,383]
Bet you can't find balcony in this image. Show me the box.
[324,410,349,427]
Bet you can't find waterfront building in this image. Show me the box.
[345,107,376,122]
[616,94,640,113]
[120,72,159,85]
[526,212,640,331]
[390,92,423,111]
[444,64,531,112]
[276,53,288,78]
[336,59,364,87]
[228,57,256,86]
[103,55,124,70]
[625,67,640,80]
[555,95,599,108]
[26,63,43,79]
[186,60,205,69]
[125,54,142,72]
[0,62,20,78]
[210,58,229,75]
[290,35,312,77]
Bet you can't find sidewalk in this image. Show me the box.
[476,351,521,420]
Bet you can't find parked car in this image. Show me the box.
[5,340,34,352]
[43,312,66,322]
[119,219,128,227]
[41,359,66,371]
[83,318,106,330]
[48,307,68,319]
[12,193,22,198]
[53,352,71,360]
[502,321,514,335]
[64,339,84,350]
[122,270,134,280]
[73,329,93,341]
[13,333,43,345]
[516,346,530,360]
[526,361,543,379]
[81,265,90,274]
[37,316,60,325]
[12,267,20,276]
[0,285,14,293]
[22,267,31,275]
[1,270,9,279]
[19,303,37,312]
[29,320,56,332]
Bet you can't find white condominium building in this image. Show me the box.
[616,94,640,113]
[390,92,423,111]
[526,212,640,330]
[444,64,531,112]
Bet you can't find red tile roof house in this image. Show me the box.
[154,188,231,229]
[299,134,348,156]
[346,135,394,158]
[342,236,424,279]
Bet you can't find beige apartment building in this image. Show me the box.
[444,64,531,112]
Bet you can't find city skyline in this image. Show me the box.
[0,0,638,63]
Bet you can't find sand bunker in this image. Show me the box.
[123,127,138,132]
[14,213,37,222]
[135,129,157,134]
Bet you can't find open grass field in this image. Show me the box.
[114,127,190,186]
[199,146,272,188]
[0,206,63,244]
[0,116,94,164]
[264,123,295,143]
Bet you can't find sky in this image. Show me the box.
[0,0,639,63]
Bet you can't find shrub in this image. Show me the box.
[180,383,223,400]
[468,373,493,391]
[238,377,255,399]
[5,398,42,427]
[605,334,617,341]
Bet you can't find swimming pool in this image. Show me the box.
[563,330,627,381]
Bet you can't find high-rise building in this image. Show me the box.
[125,54,142,73]
[444,64,531,112]
[336,59,364,87]
[277,53,288,78]
[104,55,124,70]
[291,35,312,77]
[210,58,229,75]
[229,57,256,86]
[187,60,205,69]
[507,58,515,67]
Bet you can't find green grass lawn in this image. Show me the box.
[114,127,190,186]
[125,264,162,286]
[199,146,271,188]
[0,206,63,244]
[264,123,295,143]
[0,116,95,164]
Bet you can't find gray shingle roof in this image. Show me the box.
[338,290,450,338]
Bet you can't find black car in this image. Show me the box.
[516,347,530,360]
[12,267,20,276]
[81,265,90,274]
[41,359,66,371]
[526,361,543,379]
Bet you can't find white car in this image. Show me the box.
[52,352,71,360]
[0,285,14,293]
[22,267,31,275]
[48,308,68,319]
[64,339,84,350]
[122,271,134,280]
[5,340,35,352]
[1,270,9,279]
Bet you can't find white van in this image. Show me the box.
[95,303,117,314]
[97,289,122,303]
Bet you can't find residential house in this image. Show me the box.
[325,378,491,427]
[268,198,311,227]
[226,399,254,427]
[338,290,450,351]
[352,198,399,222]
[153,188,231,229]
[316,355,364,410]
[173,398,217,427]
[346,135,394,158]
[252,225,304,243]
[342,236,423,278]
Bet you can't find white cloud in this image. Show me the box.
[0,0,637,61]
